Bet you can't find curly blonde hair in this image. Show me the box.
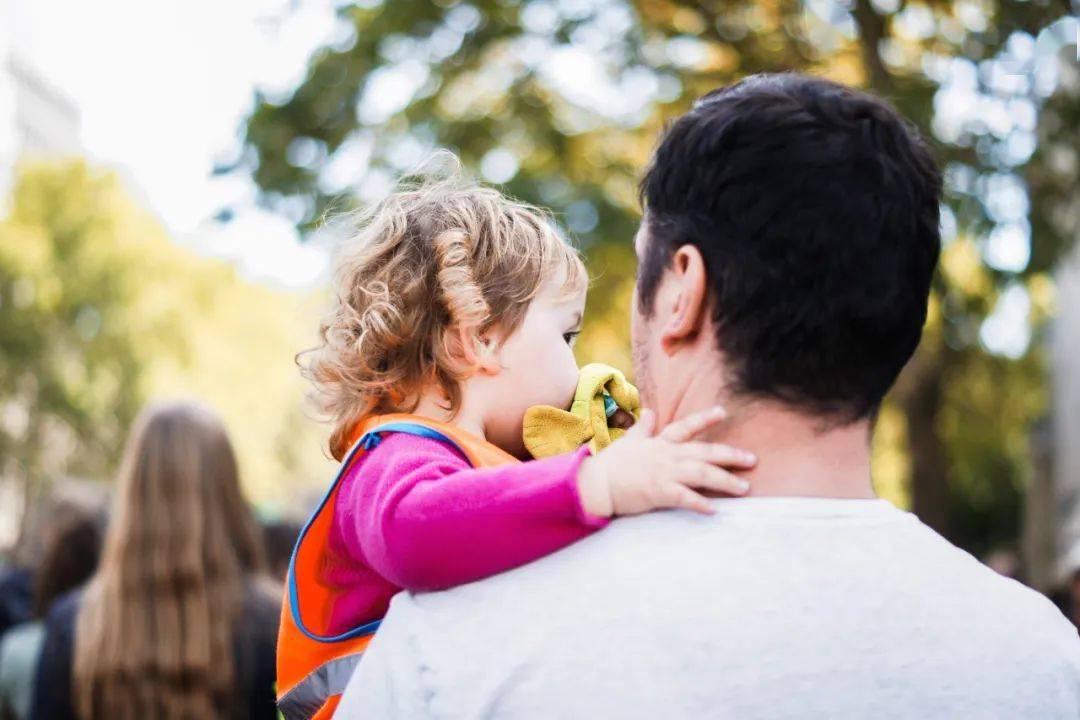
[303,158,588,460]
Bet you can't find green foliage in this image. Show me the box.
[0,160,172,483]
[0,160,335,515]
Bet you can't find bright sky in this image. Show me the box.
[11,0,339,288]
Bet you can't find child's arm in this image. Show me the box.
[335,432,607,592]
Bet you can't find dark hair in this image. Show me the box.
[262,519,302,582]
[33,511,103,618]
[638,73,941,423]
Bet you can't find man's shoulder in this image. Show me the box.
[885,518,1080,671]
[396,510,688,621]
[900,516,1070,618]
[977,577,1080,687]
[365,505,1080,719]
[954,559,1079,652]
[409,504,1077,641]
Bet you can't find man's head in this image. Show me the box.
[632,73,941,431]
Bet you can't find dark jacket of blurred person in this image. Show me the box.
[28,403,280,720]
[0,515,102,720]
[0,499,95,639]
[261,519,302,583]
[0,569,33,642]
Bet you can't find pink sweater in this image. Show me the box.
[323,431,608,634]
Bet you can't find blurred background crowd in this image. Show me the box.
[0,0,1078,717]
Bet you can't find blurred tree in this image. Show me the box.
[229,0,1077,554]
[0,160,179,526]
[139,258,336,511]
[0,160,336,530]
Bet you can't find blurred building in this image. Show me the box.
[1,56,81,153]
[0,0,82,550]
[0,0,81,196]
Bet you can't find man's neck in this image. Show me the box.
[725,406,874,499]
[683,395,876,500]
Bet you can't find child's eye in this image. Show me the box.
[563,331,580,346]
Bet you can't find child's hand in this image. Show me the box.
[608,408,636,431]
[576,406,756,518]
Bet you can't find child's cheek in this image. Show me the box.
[557,382,576,411]
[552,349,580,410]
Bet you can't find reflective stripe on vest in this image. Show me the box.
[278,653,363,720]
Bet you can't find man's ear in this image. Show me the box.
[659,244,709,355]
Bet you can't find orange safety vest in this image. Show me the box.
[276,413,518,720]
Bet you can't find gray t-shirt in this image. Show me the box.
[339,497,1080,719]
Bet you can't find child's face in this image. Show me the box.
[476,280,586,458]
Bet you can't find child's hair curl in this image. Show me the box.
[302,155,588,460]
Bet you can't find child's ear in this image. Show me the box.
[454,325,501,375]
[473,331,502,375]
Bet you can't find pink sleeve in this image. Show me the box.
[334,432,609,592]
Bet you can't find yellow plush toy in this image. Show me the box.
[523,363,640,459]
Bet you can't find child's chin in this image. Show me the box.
[512,446,536,461]
[504,435,533,461]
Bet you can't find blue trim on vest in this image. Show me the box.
[286,421,467,643]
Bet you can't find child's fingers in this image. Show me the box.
[677,463,751,496]
[677,442,757,469]
[626,408,656,438]
[659,406,727,443]
[662,483,716,515]
[609,408,636,430]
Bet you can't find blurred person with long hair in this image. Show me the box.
[29,403,279,720]
[0,510,102,720]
